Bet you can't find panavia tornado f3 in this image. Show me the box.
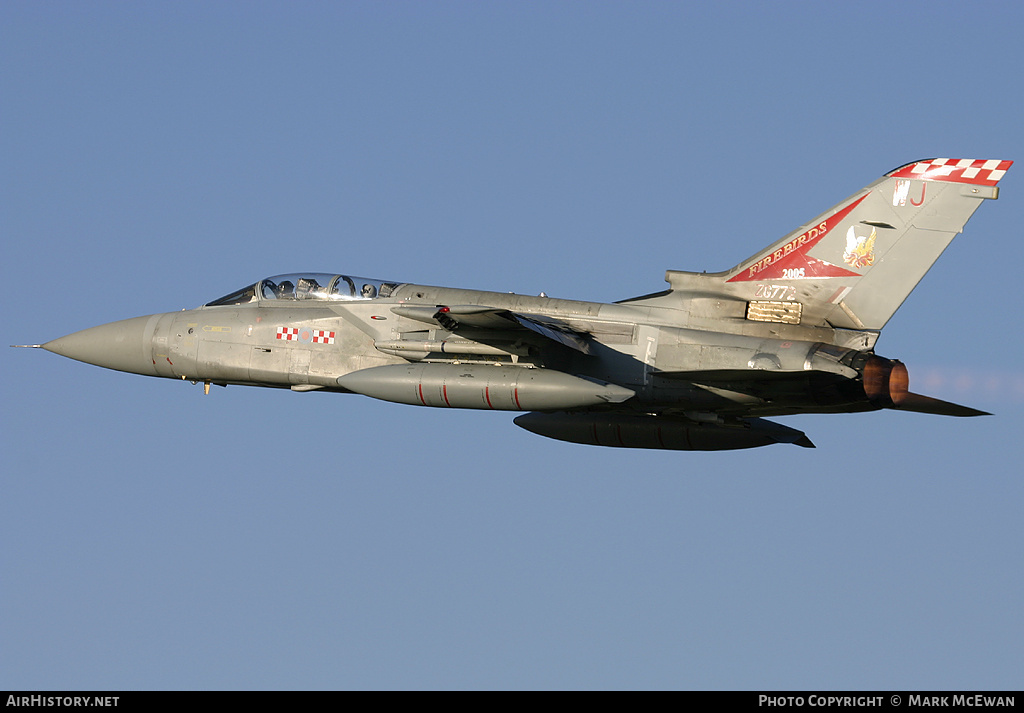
[19,158,1011,450]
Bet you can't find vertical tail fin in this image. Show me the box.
[669,159,1011,332]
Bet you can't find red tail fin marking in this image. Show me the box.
[727,195,868,283]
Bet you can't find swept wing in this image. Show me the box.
[391,304,592,353]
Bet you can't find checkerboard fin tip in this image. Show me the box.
[887,158,1012,186]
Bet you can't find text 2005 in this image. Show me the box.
[754,284,797,300]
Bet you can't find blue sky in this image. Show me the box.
[3,1,1022,689]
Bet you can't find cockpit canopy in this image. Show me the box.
[205,273,404,307]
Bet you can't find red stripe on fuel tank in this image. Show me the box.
[484,386,494,409]
[442,384,451,407]
[418,383,427,406]
[513,387,522,410]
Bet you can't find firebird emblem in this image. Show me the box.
[844,226,876,269]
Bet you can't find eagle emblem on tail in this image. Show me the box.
[844,226,876,269]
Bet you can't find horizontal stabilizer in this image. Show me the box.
[656,369,851,400]
[891,392,990,417]
[657,369,846,384]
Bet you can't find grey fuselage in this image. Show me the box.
[43,277,872,419]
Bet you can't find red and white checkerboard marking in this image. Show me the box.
[276,326,334,344]
[888,158,1012,187]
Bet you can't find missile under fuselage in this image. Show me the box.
[336,363,635,411]
[373,339,527,361]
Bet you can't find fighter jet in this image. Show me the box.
[17,158,1011,450]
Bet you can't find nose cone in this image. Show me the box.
[43,315,157,376]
